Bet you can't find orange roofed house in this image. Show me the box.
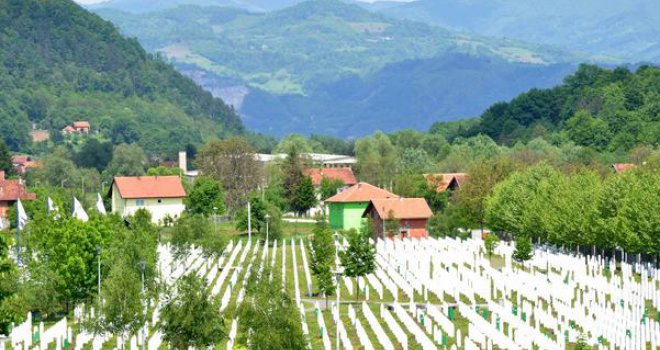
[62,121,90,135]
[110,176,186,224]
[363,198,433,239]
[326,182,398,231]
[424,173,468,192]
[305,167,357,215]
[12,155,41,175]
[0,171,36,229]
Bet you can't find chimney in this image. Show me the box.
[178,151,187,174]
[0,171,4,181]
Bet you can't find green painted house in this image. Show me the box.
[326,182,398,232]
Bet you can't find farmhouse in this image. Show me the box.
[11,155,40,175]
[110,176,186,224]
[362,198,433,239]
[62,121,90,135]
[0,171,36,229]
[326,182,397,232]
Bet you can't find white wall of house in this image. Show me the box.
[111,184,185,224]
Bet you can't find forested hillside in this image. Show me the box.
[380,0,660,63]
[94,0,585,136]
[452,64,660,151]
[0,0,244,154]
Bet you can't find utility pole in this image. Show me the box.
[213,207,218,235]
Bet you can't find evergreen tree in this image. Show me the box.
[0,138,12,176]
[291,176,316,216]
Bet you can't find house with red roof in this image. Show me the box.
[363,198,433,239]
[12,155,41,175]
[612,163,635,173]
[0,171,36,228]
[326,182,398,231]
[424,173,468,192]
[109,176,186,224]
[304,167,357,188]
[62,121,90,135]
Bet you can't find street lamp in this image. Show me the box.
[138,260,146,350]
[95,246,102,305]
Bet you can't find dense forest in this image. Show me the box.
[0,0,244,154]
[446,64,660,152]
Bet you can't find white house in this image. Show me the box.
[110,176,186,224]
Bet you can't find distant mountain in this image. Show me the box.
[0,0,243,153]
[85,0,298,12]
[95,0,586,95]
[379,0,660,63]
[240,53,575,137]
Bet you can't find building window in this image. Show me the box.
[136,199,145,206]
[157,199,162,204]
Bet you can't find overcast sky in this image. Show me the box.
[73,0,415,4]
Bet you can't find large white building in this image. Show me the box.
[110,176,186,224]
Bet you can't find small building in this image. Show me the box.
[255,153,357,168]
[11,155,40,175]
[62,121,90,135]
[30,130,50,143]
[612,163,635,173]
[110,176,186,224]
[0,171,36,228]
[362,198,433,239]
[326,182,398,232]
[424,173,468,192]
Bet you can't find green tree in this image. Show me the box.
[196,138,261,214]
[98,261,144,342]
[0,233,24,335]
[273,134,313,154]
[339,222,376,301]
[185,176,225,217]
[75,139,114,172]
[104,144,147,179]
[310,218,335,307]
[355,132,397,187]
[483,233,500,262]
[512,235,533,264]
[159,274,225,350]
[0,138,13,176]
[566,110,611,150]
[146,166,182,176]
[236,267,306,350]
[319,177,344,201]
[171,214,227,259]
[290,176,316,216]
[384,209,400,238]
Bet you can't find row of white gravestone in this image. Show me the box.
[212,241,243,296]
[390,303,435,350]
[379,304,408,350]
[361,302,395,350]
[300,239,313,297]
[314,302,332,350]
[331,302,353,350]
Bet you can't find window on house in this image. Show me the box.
[157,199,162,204]
[136,199,145,206]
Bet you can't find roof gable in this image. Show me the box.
[326,182,397,203]
[112,176,186,199]
[305,167,357,187]
[364,198,433,220]
[424,173,468,192]
[0,175,36,201]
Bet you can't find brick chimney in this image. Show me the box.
[0,170,5,181]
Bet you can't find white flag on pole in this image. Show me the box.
[47,197,58,214]
[96,193,107,215]
[72,197,89,222]
[17,198,29,230]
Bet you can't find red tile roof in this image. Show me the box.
[11,155,30,164]
[364,198,433,220]
[62,125,75,133]
[112,176,186,199]
[325,182,397,203]
[612,163,635,173]
[304,167,357,187]
[0,172,36,202]
[424,173,468,192]
[73,121,90,129]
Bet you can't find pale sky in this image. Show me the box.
[74,0,416,4]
